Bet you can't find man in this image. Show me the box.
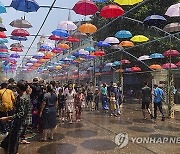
[100,83,108,110]
[0,82,15,135]
[141,82,153,119]
[86,82,95,110]
[153,84,165,121]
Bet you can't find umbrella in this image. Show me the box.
[121,59,131,64]
[113,61,121,66]
[0,43,8,52]
[91,0,108,2]
[66,36,80,42]
[85,55,95,59]
[163,50,180,57]
[0,53,9,58]
[0,38,8,43]
[52,29,69,38]
[176,61,180,66]
[72,32,87,39]
[10,47,23,52]
[58,21,77,31]
[78,49,89,55]
[10,53,20,58]
[119,41,134,47]
[29,58,37,63]
[84,46,95,51]
[114,0,143,5]
[96,41,111,47]
[0,2,7,14]
[104,37,119,44]
[39,45,53,52]
[51,47,63,54]
[32,52,44,59]
[149,64,162,70]
[10,0,40,13]
[58,43,70,49]
[165,3,180,17]
[0,23,6,31]
[79,23,97,34]
[143,15,167,27]
[150,53,164,59]
[130,35,149,42]
[37,58,47,63]
[11,29,30,37]
[48,35,63,41]
[26,63,34,66]
[115,30,132,39]
[72,0,98,16]
[163,23,180,33]
[131,66,141,72]
[10,35,27,41]
[162,63,177,69]
[10,19,32,28]
[105,63,116,67]
[138,55,151,61]
[100,4,124,18]
[111,44,124,50]
[0,31,7,38]
[91,50,105,57]
[10,43,24,48]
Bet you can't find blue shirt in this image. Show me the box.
[153,87,164,103]
[101,87,107,96]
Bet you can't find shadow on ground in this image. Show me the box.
[127,126,155,133]
[59,123,84,129]
[154,125,180,132]
[66,129,97,138]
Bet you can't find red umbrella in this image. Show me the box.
[10,47,23,52]
[131,66,141,72]
[176,61,180,66]
[72,0,98,16]
[48,35,63,41]
[51,47,63,54]
[66,36,80,42]
[0,31,7,38]
[100,4,124,18]
[11,29,30,37]
[91,50,105,57]
[121,59,131,64]
[163,49,180,57]
[162,63,177,69]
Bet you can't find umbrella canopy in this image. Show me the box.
[78,49,89,55]
[0,38,8,43]
[138,55,151,61]
[143,15,167,27]
[26,62,34,66]
[11,29,30,37]
[48,35,63,41]
[105,63,116,67]
[114,0,142,5]
[58,43,70,49]
[72,31,87,39]
[33,52,44,59]
[85,55,95,59]
[162,63,177,69]
[113,61,121,66]
[0,2,7,14]
[0,53,9,58]
[39,44,53,52]
[72,0,98,16]
[130,35,149,42]
[66,36,80,42]
[131,66,141,72]
[149,64,162,70]
[163,49,180,57]
[104,37,119,44]
[165,3,180,17]
[0,43,8,52]
[163,23,180,33]
[10,53,20,58]
[52,29,69,38]
[10,0,40,13]
[10,35,27,41]
[10,19,32,28]
[10,47,23,52]
[121,59,131,64]
[91,50,105,57]
[58,21,77,31]
[29,58,37,63]
[150,53,164,59]
[96,41,111,47]
[100,4,124,18]
[115,30,132,39]
[10,43,24,48]
[176,61,180,66]
[79,23,97,34]
[51,47,63,54]
[0,31,7,38]
[0,23,6,31]
[119,41,134,47]
[84,46,95,51]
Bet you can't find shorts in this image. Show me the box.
[142,102,150,109]
[59,103,64,110]
[87,93,93,101]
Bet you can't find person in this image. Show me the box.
[86,82,95,110]
[100,83,108,110]
[94,88,100,111]
[0,82,15,135]
[109,92,117,116]
[116,82,123,115]
[141,82,153,119]
[58,89,65,122]
[39,84,58,141]
[0,80,30,154]
[153,84,165,122]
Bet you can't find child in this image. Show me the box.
[58,89,65,122]
[94,89,100,111]
[109,92,117,116]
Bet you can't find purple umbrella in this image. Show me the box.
[10,53,20,58]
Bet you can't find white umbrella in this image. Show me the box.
[26,63,33,66]
[79,49,89,55]
[104,37,119,44]
[165,3,180,17]
[58,21,77,31]
[105,63,116,67]
[163,22,180,32]
[29,58,38,63]
[138,55,151,61]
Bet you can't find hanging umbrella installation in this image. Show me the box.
[163,23,180,33]
[138,55,151,61]
[114,0,143,5]
[0,2,7,14]
[0,38,8,43]
[48,35,63,41]
[130,35,149,42]
[96,41,111,47]
[58,21,77,31]
[165,3,180,17]
[72,32,87,39]
[10,53,20,58]
[162,63,177,69]
[11,29,30,37]
[119,41,134,47]
[150,53,164,59]
[0,44,8,52]
[104,37,119,44]
[52,29,69,38]
[10,36,27,41]
[79,23,97,34]
[115,30,132,39]
[0,31,7,38]
[10,19,33,28]
[149,64,162,70]
[163,49,180,57]
[143,15,167,27]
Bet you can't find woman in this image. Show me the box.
[0,80,30,154]
[39,84,58,141]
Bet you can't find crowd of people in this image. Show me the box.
[0,78,165,154]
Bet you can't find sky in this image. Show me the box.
[1,0,87,68]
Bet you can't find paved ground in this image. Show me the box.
[4,104,180,154]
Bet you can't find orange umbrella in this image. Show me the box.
[149,64,162,70]
[119,41,134,47]
[58,43,70,49]
[37,59,47,63]
[78,23,97,34]
[33,63,42,67]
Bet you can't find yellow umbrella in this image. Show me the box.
[130,35,149,42]
[114,0,143,5]
[78,23,97,34]
[55,65,62,70]
[149,64,162,70]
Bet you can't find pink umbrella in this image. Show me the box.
[48,35,63,41]
[131,66,141,72]
[11,29,30,37]
[121,59,131,64]
[165,3,180,17]
[176,61,180,66]
[104,37,119,44]
[163,49,180,57]
[162,63,177,69]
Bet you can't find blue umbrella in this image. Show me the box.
[40,45,52,51]
[10,53,20,58]
[0,53,9,58]
[85,55,95,59]
[96,41,111,47]
[0,38,8,43]
[52,29,69,38]
[115,30,132,39]
[0,2,6,14]
[10,36,27,41]
[73,52,80,57]
[84,46,95,51]
[10,0,40,13]
[113,61,121,66]
[150,53,164,59]
[0,43,8,52]
[143,15,167,27]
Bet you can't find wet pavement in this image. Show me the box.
[17,104,180,154]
